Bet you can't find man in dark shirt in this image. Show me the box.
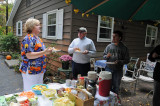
[148,45,160,106]
[103,31,129,94]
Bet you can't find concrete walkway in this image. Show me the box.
[0,55,23,96]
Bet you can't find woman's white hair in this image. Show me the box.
[24,18,40,34]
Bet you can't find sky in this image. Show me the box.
[8,0,15,4]
[0,0,15,4]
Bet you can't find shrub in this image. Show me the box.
[14,54,21,73]
[11,52,20,59]
[0,32,20,52]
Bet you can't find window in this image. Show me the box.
[97,15,114,42]
[145,25,158,47]
[26,0,31,7]
[47,13,56,37]
[16,21,22,36]
[42,9,64,40]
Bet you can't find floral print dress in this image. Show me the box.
[19,34,46,74]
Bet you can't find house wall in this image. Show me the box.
[12,0,159,74]
[71,10,157,62]
[12,0,73,74]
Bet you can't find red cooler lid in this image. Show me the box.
[80,77,84,80]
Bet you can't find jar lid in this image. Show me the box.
[80,77,84,80]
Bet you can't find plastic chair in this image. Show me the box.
[137,53,155,83]
[90,58,96,71]
[137,61,154,83]
[121,57,139,94]
[137,55,155,97]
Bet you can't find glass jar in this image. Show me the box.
[79,77,85,87]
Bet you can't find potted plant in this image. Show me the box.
[59,55,72,69]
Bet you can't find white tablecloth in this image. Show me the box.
[4,83,120,106]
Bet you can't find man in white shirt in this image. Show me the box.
[68,27,96,79]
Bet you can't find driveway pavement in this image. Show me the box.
[0,55,23,96]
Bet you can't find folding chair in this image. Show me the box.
[121,57,139,94]
[137,54,156,97]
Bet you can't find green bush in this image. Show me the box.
[14,54,22,73]
[11,52,20,59]
[0,32,20,52]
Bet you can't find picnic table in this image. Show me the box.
[1,83,120,106]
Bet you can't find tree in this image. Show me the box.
[0,2,13,35]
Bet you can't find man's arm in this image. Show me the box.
[86,41,96,56]
[68,40,75,54]
[103,46,110,60]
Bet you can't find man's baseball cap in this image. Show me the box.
[78,27,87,33]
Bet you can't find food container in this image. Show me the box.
[29,97,38,106]
[69,88,94,106]
[41,89,57,99]
[66,79,71,86]
[0,96,7,106]
[53,97,75,106]
[5,94,18,105]
[16,96,29,106]
[31,84,48,95]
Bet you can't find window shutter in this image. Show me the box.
[42,13,47,38]
[56,9,64,40]
[16,22,18,36]
[20,21,23,36]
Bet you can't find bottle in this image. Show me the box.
[76,74,81,87]
[77,74,81,80]
[79,77,85,86]
[87,80,97,97]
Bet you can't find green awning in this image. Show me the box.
[70,0,160,20]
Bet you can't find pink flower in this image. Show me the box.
[59,55,72,62]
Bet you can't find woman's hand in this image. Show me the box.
[44,47,52,55]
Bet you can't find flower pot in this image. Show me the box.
[62,62,69,70]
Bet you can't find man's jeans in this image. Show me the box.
[105,66,123,94]
[153,80,160,106]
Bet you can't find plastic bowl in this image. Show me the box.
[41,89,57,99]
[31,84,48,95]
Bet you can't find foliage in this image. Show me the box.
[14,54,21,73]
[0,32,20,52]
[11,52,20,59]
[45,65,53,76]
[44,42,61,79]
[0,3,13,35]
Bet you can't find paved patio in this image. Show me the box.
[0,55,23,96]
